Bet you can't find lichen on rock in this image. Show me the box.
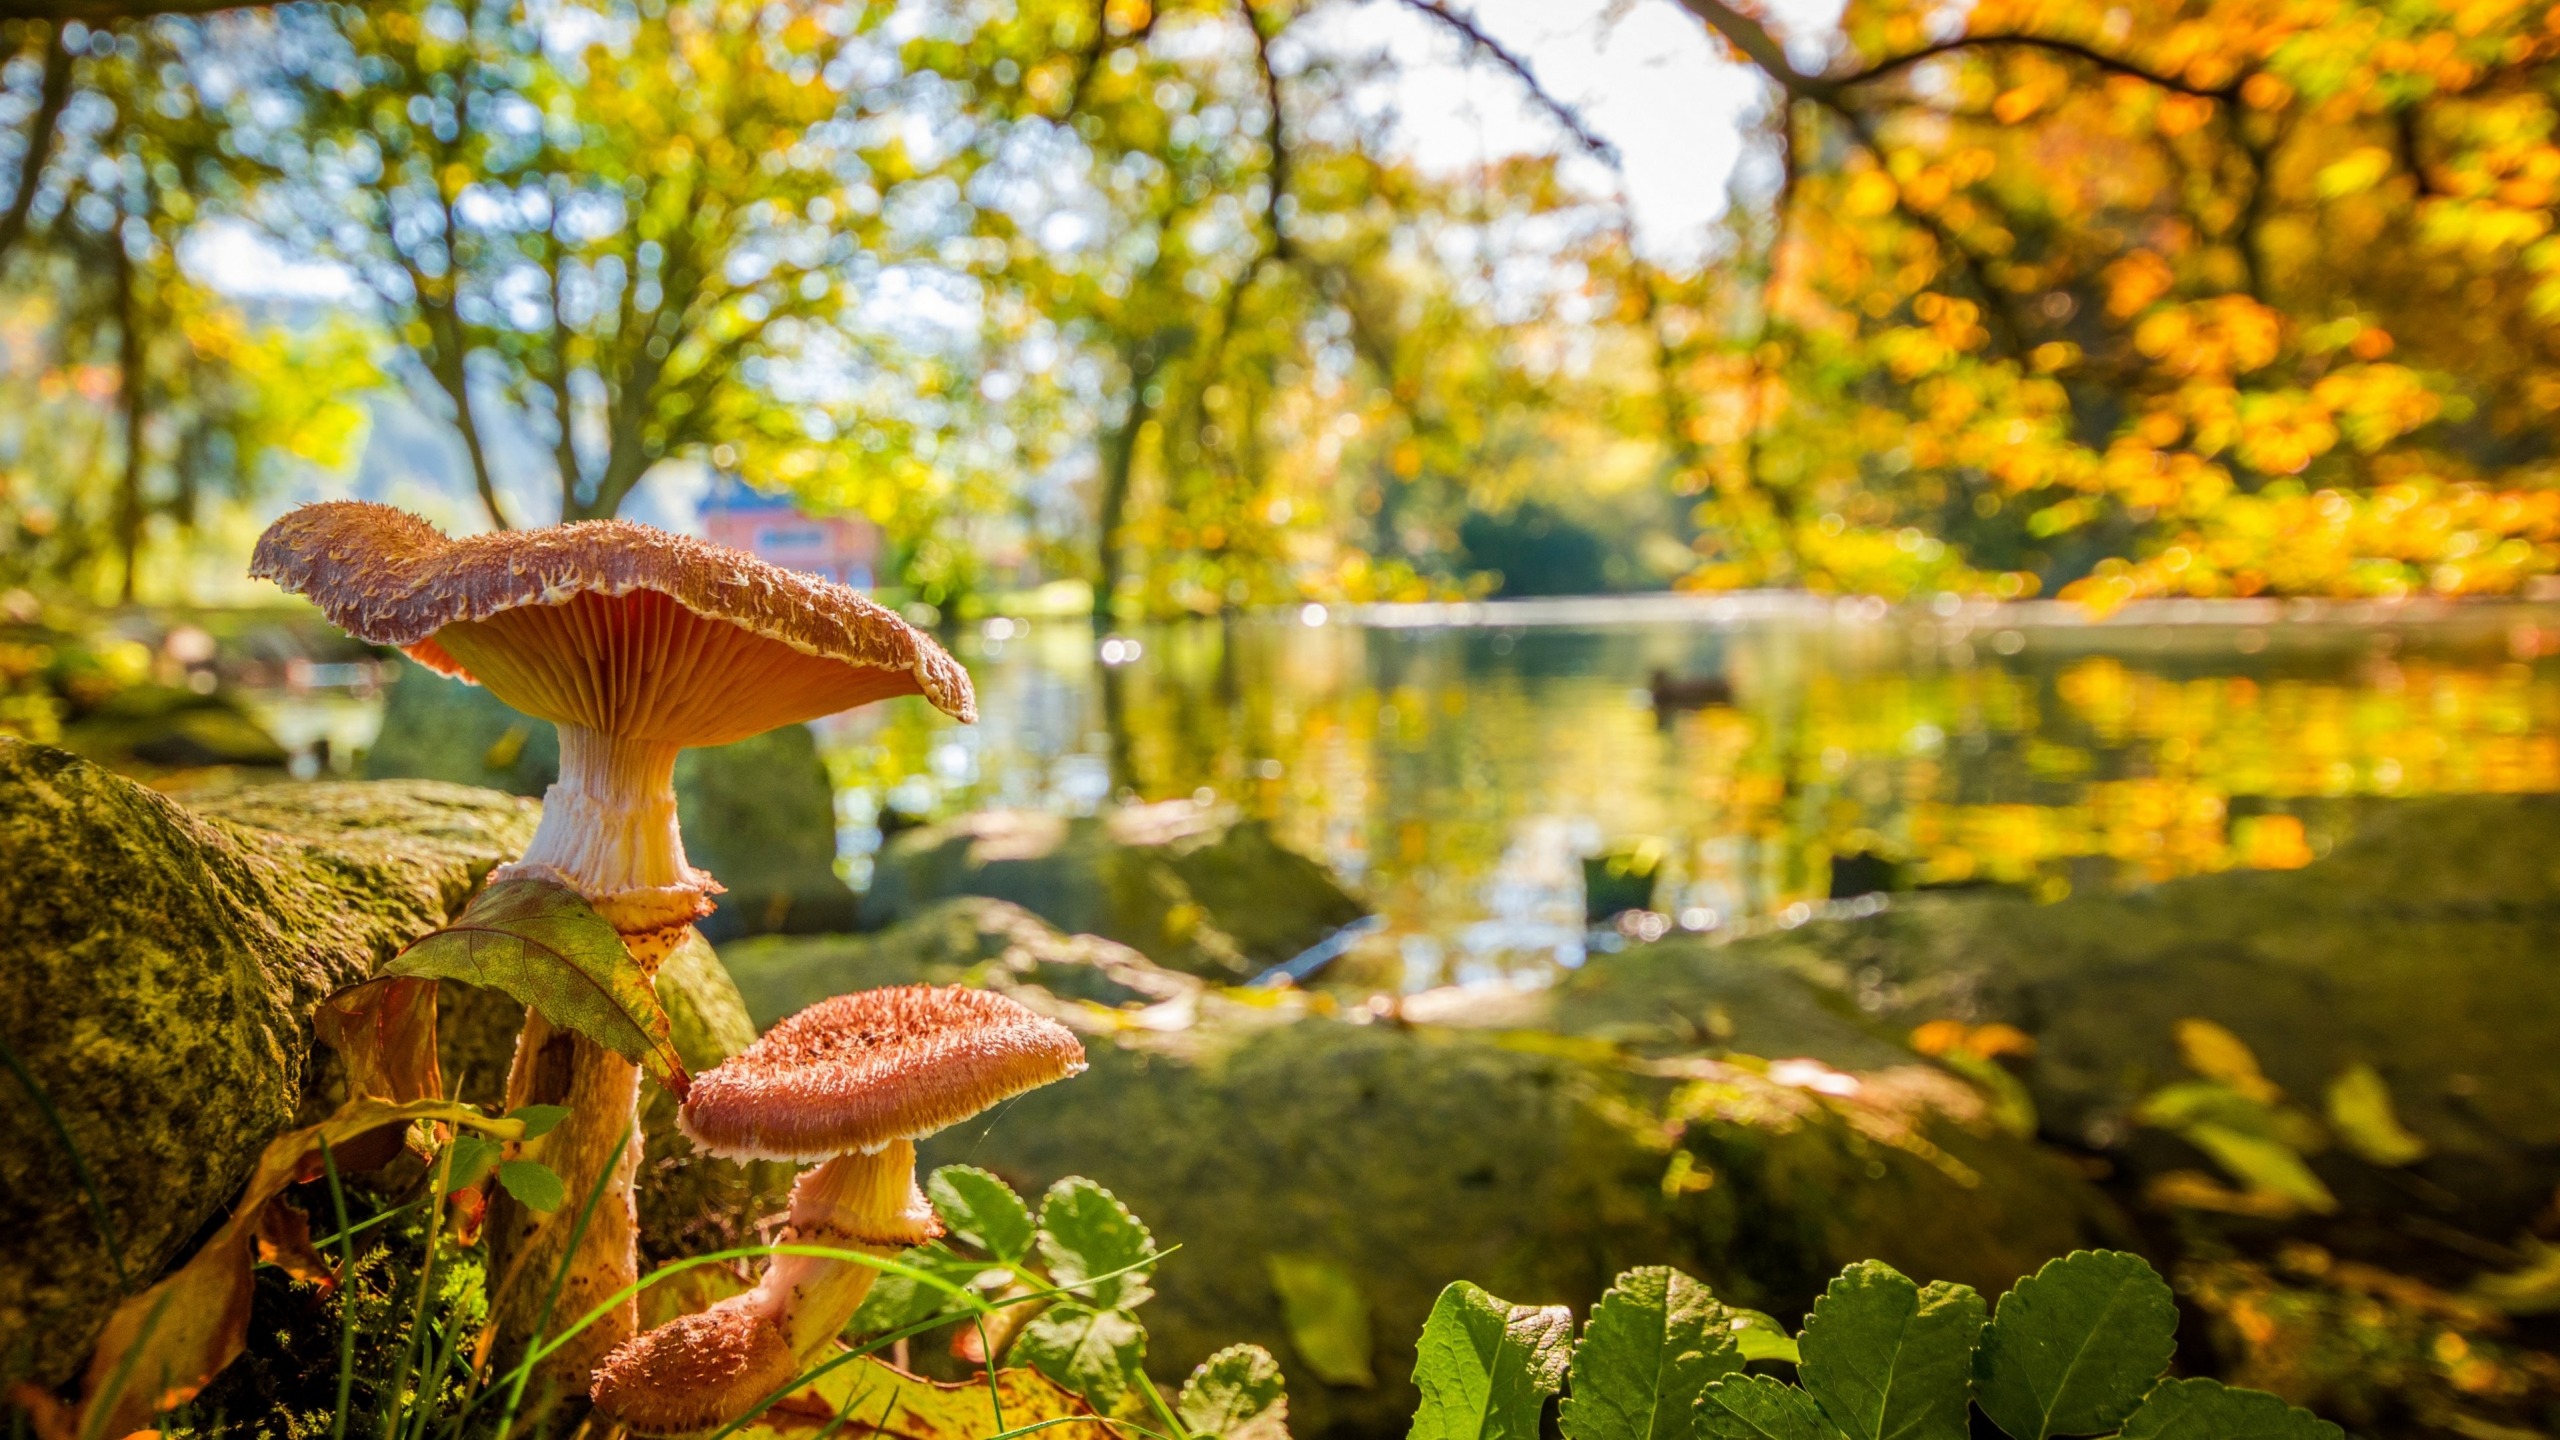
[0,739,536,1388]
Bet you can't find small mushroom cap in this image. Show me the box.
[680,986,1087,1162]
[250,501,972,743]
[589,1301,797,1437]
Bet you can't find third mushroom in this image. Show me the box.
[592,984,1087,1435]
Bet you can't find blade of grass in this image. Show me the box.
[1133,1367,1189,1440]
[0,1033,127,1291]
[380,1144,457,1440]
[324,1147,357,1440]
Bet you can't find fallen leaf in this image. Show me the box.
[746,1356,1117,1440]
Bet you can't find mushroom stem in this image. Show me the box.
[493,1008,645,1395]
[500,725,712,936]
[743,1139,938,1361]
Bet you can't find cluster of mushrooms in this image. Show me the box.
[252,503,1087,1433]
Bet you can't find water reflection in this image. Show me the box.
[812,603,2560,989]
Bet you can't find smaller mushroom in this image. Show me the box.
[592,986,1086,1434]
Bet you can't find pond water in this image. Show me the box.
[789,596,2560,990]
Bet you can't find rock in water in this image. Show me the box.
[363,659,856,938]
[864,801,1367,981]
[0,739,537,1388]
[722,901,2119,1438]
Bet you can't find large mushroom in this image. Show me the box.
[591,985,1086,1435]
[250,502,973,1390]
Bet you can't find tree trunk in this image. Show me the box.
[1094,349,1161,628]
[113,247,146,604]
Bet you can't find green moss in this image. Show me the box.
[0,740,535,1389]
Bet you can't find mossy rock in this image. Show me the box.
[0,740,536,1388]
[723,905,2120,1439]
[864,802,1367,982]
[362,659,856,939]
[1550,793,2560,1235]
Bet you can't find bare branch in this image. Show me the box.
[1393,0,1620,166]
[1238,0,1289,259]
[1835,33,2242,100]
[0,23,73,263]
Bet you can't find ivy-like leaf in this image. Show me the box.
[1798,1261,1984,1440]
[929,1164,1037,1262]
[2117,1378,2344,1440]
[1560,1266,1741,1440]
[1974,1251,2178,1440]
[1014,1303,1146,1411]
[1695,1375,1843,1440]
[383,878,689,1098]
[846,1241,1001,1335]
[496,1159,565,1213]
[1407,1282,1572,1440]
[1178,1343,1291,1440]
[1266,1252,1375,1387]
[1037,1176,1155,1310]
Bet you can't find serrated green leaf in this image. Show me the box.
[2117,1378,2344,1440]
[1406,1281,1571,1440]
[1266,1252,1375,1388]
[1015,1302,1146,1411]
[507,1104,571,1140]
[1729,1311,1801,1364]
[1179,1343,1290,1440]
[1974,1250,2178,1440]
[1038,1176,1155,1310]
[1695,1375,1842,1440]
[846,1240,999,1335]
[1798,1261,1983,1440]
[2324,1063,2427,1167]
[385,879,689,1097]
[1560,1266,1740,1440]
[929,1164,1038,1261]
[496,1159,565,1213]
[442,1134,503,1192]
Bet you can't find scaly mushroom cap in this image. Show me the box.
[589,1302,798,1437]
[250,501,974,742]
[680,986,1086,1162]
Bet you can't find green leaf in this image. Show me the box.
[1798,1261,1983,1440]
[442,1134,503,1192]
[507,1104,571,1140]
[1729,1311,1801,1364]
[384,879,689,1097]
[2117,1378,2344,1440]
[846,1241,999,1335]
[496,1159,565,1213]
[1559,1266,1740,1440]
[2323,1063,2427,1167]
[1406,1281,1571,1440]
[1695,1376,1842,1440]
[1266,1252,1375,1388]
[929,1164,1038,1262]
[2180,1124,2338,1215]
[1179,1343,1291,1440]
[1973,1250,2178,1440]
[1038,1176,1156,1310]
[1015,1302,1147,1411]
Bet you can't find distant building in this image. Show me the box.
[698,476,882,591]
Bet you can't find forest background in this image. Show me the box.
[1,0,2556,621]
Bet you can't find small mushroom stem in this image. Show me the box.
[739,1139,939,1361]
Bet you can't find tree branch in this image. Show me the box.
[1238,0,1289,260]
[1393,0,1619,165]
[0,22,72,263]
[1836,33,2242,100]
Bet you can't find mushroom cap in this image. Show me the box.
[589,1301,798,1437]
[250,501,973,744]
[680,985,1087,1162]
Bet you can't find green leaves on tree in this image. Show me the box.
[1560,1266,1741,1440]
[1973,1251,2179,1440]
[1179,1344,1292,1440]
[1407,1282,1573,1440]
[1798,1262,1983,1440]
[383,878,690,1098]
[2114,1379,2343,1440]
